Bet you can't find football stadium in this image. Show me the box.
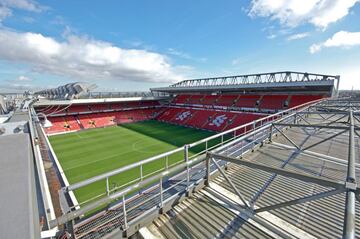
[2,70,360,239]
[1,2,360,238]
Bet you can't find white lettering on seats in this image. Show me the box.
[209,114,227,127]
[176,111,191,121]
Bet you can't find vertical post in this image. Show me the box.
[205,156,211,186]
[165,156,168,169]
[159,177,163,208]
[184,144,190,190]
[140,164,143,181]
[205,140,208,151]
[294,113,297,124]
[335,75,340,97]
[269,124,273,142]
[343,110,356,239]
[252,123,256,151]
[221,135,224,145]
[106,177,109,196]
[122,195,128,230]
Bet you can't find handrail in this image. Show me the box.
[67,147,184,191]
[50,152,206,228]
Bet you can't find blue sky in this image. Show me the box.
[0,0,359,92]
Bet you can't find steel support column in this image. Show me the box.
[343,111,356,239]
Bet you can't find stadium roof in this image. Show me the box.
[35,82,97,100]
[151,71,340,95]
[33,92,169,107]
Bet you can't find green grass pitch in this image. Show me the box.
[49,120,216,204]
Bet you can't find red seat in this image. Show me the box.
[202,95,219,105]
[217,95,238,107]
[260,95,288,110]
[288,95,323,108]
[156,107,267,133]
[235,95,260,108]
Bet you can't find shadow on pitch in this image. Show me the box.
[116,120,218,153]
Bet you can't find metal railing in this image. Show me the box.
[80,91,169,99]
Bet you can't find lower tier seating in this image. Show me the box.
[156,107,267,132]
[45,108,159,134]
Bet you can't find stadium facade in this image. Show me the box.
[1,71,359,239]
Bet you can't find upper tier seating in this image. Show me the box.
[141,101,160,107]
[288,95,323,108]
[173,95,190,104]
[37,100,160,116]
[66,105,90,113]
[173,94,262,109]
[234,95,260,108]
[260,95,288,110]
[201,95,218,105]
[187,95,204,105]
[172,93,322,111]
[90,104,109,111]
[216,95,238,107]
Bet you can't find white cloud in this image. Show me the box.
[249,0,359,29]
[287,32,310,41]
[338,67,360,89]
[310,31,360,53]
[0,0,44,23]
[17,75,31,81]
[0,29,185,83]
[4,75,32,83]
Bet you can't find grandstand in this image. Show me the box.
[4,71,360,239]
